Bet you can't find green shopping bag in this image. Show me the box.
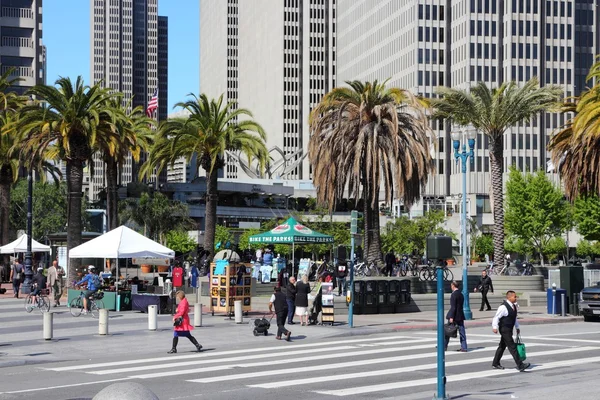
[516,334,526,361]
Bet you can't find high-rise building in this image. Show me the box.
[89,0,168,201]
[337,0,599,218]
[0,0,44,93]
[200,0,336,182]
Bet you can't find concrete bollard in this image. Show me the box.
[99,309,109,335]
[234,300,243,324]
[194,303,202,327]
[43,312,53,340]
[561,293,566,317]
[148,305,158,331]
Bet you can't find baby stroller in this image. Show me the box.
[252,313,273,336]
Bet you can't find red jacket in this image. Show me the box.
[174,298,194,331]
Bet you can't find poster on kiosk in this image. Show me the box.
[321,282,334,306]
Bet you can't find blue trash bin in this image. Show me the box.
[547,288,567,314]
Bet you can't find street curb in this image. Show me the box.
[324,316,583,338]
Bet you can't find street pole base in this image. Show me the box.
[432,394,451,400]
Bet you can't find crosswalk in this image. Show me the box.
[39,331,600,398]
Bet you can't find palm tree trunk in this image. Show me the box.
[0,166,12,249]
[66,160,83,284]
[489,135,505,265]
[363,185,383,264]
[203,167,219,259]
[106,159,119,231]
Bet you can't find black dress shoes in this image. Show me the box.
[492,364,505,370]
[519,362,531,372]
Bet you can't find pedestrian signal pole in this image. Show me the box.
[348,210,360,328]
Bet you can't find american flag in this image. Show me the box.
[146,89,158,117]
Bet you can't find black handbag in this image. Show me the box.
[444,323,458,338]
[173,317,183,327]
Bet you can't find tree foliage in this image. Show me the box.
[576,240,600,260]
[573,194,600,240]
[165,230,197,255]
[473,235,494,261]
[505,166,570,263]
[237,228,262,251]
[214,225,232,250]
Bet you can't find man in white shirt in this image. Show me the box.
[491,290,530,371]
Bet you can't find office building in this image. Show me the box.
[200,0,336,182]
[337,0,599,222]
[0,0,44,93]
[89,0,168,201]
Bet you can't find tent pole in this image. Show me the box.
[292,242,295,278]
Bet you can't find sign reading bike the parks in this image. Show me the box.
[248,217,334,244]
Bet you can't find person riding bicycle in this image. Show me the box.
[30,266,47,305]
[76,265,101,313]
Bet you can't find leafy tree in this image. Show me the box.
[505,236,533,257]
[165,230,197,255]
[432,78,562,265]
[237,228,262,251]
[575,240,600,260]
[119,192,194,244]
[10,180,90,240]
[542,236,567,263]
[473,235,494,261]
[573,194,600,240]
[141,94,268,260]
[309,80,433,263]
[16,77,116,279]
[505,166,570,264]
[214,225,232,250]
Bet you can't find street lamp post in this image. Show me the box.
[20,97,36,295]
[451,127,476,321]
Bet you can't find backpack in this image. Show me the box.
[90,274,101,288]
[14,265,23,281]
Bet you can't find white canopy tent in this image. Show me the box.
[0,234,51,254]
[69,226,175,287]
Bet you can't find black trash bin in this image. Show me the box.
[387,280,400,314]
[352,281,364,315]
[399,279,411,305]
[364,280,379,314]
[377,280,394,313]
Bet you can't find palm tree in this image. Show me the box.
[96,96,155,231]
[548,60,600,200]
[309,80,434,263]
[431,78,562,265]
[15,77,116,279]
[141,94,268,257]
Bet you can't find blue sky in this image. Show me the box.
[44,0,199,111]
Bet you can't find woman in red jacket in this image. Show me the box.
[168,291,203,354]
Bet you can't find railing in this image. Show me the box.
[584,270,600,288]
[1,36,33,48]
[1,65,33,78]
[1,7,33,19]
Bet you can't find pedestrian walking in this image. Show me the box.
[269,286,291,341]
[445,281,468,352]
[286,276,297,324]
[168,291,202,354]
[47,261,60,307]
[336,262,347,296]
[9,258,24,298]
[295,275,311,326]
[474,270,494,311]
[384,250,395,277]
[491,290,530,371]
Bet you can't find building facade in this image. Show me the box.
[0,0,44,93]
[89,0,168,201]
[337,0,599,223]
[199,0,336,182]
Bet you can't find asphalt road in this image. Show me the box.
[1,297,600,400]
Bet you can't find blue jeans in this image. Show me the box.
[444,320,467,350]
[336,277,347,295]
[286,299,295,323]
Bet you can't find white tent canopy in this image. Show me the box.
[69,226,175,259]
[0,234,51,254]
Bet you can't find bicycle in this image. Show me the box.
[355,261,382,277]
[25,288,50,313]
[418,264,454,282]
[396,255,419,277]
[69,288,105,318]
[486,260,517,276]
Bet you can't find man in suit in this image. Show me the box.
[474,270,494,311]
[269,286,291,341]
[445,281,467,352]
[492,290,531,371]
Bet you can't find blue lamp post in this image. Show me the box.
[451,127,476,321]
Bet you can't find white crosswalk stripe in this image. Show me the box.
[33,333,600,398]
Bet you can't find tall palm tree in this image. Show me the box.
[548,60,600,201]
[15,77,116,279]
[431,78,562,264]
[141,94,268,257]
[309,80,434,263]
[96,96,155,231]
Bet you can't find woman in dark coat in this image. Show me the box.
[295,274,311,326]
